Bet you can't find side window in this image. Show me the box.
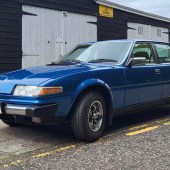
[131,43,155,64]
[154,44,170,63]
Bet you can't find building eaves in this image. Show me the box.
[94,0,170,23]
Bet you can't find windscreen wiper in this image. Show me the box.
[60,59,83,63]
[47,60,83,66]
[88,59,118,63]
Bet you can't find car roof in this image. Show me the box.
[131,39,170,44]
[81,39,169,45]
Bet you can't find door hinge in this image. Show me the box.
[87,21,97,25]
[22,11,37,16]
[128,27,137,30]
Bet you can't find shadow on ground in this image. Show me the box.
[0,105,170,152]
[110,105,170,131]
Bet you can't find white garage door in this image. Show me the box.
[22,5,97,68]
[128,22,169,42]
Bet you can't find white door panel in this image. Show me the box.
[22,5,62,68]
[128,22,169,42]
[150,26,169,42]
[128,23,150,40]
[64,12,97,53]
[22,5,97,68]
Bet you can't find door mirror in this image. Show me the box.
[127,57,146,67]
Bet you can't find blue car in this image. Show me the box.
[0,40,170,142]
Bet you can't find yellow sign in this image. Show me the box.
[99,5,114,18]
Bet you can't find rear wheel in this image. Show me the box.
[72,91,106,142]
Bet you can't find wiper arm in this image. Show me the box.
[60,59,84,63]
[48,60,83,65]
[68,59,83,63]
[88,59,118,63]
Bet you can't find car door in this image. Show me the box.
[124,42,162,106]
[153,43,170,99]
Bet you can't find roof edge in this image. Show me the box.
[94,0,170,23]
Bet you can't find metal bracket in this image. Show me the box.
[128,27,137,30]
[87,21,97,25]
[162,32,169,35]
[22,11,37,16]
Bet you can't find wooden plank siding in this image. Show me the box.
[0,0,22,73]
[19,0,98,16]
[0,0,170,73]
[98,8,170,41]
[0,0,97,73]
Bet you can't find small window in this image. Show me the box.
[157,29,161,37]
[154,44,170,63]
[138,26,143,35]
[131,43,155,64]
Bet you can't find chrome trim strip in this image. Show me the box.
[5,104,27,116]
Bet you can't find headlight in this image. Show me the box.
[13,85,63,97]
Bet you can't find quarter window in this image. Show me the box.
[154,44,170,63]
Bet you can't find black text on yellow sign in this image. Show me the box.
[99,5,114,18]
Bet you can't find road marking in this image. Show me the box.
[164,121,170,126]
[155,118,170,123]
[32,145,76,159]
[1,145,76,168]
[128,124,148,131]
[126,126,159,136]
[1,117,170,168]
[2,160,22,168]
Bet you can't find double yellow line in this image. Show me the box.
[1,119,170,168]
[126,120,170,136]
[127,126,159,136]
[2,145,76,168]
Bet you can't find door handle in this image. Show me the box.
[155,69,161,74]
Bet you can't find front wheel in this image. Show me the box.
[72,91,106,142]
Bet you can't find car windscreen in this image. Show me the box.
[59,41,132,64]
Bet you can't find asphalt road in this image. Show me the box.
[0,106,170,170]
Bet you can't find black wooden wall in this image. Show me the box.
[0,0,97,73]
[0,0,22,73]
[19,0,97,16]
[98,8,170,41]
[0,0,170,73]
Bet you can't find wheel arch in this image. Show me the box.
[66,80,114,126]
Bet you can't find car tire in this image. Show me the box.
[72,91,106,142]
[1,119,21,127]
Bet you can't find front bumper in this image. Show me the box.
[0,102,64,124]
